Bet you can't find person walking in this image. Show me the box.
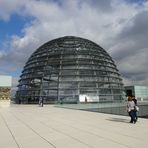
[127,96,137,123]
[39,97,44,107]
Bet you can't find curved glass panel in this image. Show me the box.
[15,36,124,104]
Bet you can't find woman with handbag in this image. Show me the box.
[127,96,137,123]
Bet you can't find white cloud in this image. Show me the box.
[0,50,5,58]
[0,0,148,87]
[0,0,25,21]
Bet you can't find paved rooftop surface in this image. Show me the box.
[0,101,148,148]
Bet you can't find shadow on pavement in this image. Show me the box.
[107,117,129,123]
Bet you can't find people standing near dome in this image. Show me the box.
[132,95,138,121]
[127,96,136,123]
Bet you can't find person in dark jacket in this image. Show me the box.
[132,95,138,121]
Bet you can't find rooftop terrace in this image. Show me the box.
[0,100,148,148]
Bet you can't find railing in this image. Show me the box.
[56,101,148,117]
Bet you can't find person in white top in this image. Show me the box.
[127,96,136,123]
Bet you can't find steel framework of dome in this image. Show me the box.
[15,36,124,104]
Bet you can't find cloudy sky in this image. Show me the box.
[0,0,148,90]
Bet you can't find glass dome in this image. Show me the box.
[15,36,124,104]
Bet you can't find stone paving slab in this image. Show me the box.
[0,101,148,148]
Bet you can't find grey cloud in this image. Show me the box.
[86,0,112,12]
[120,10,148,40]
[52,0,112,12]
[109,10,148,60]
[109,10,148,85]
